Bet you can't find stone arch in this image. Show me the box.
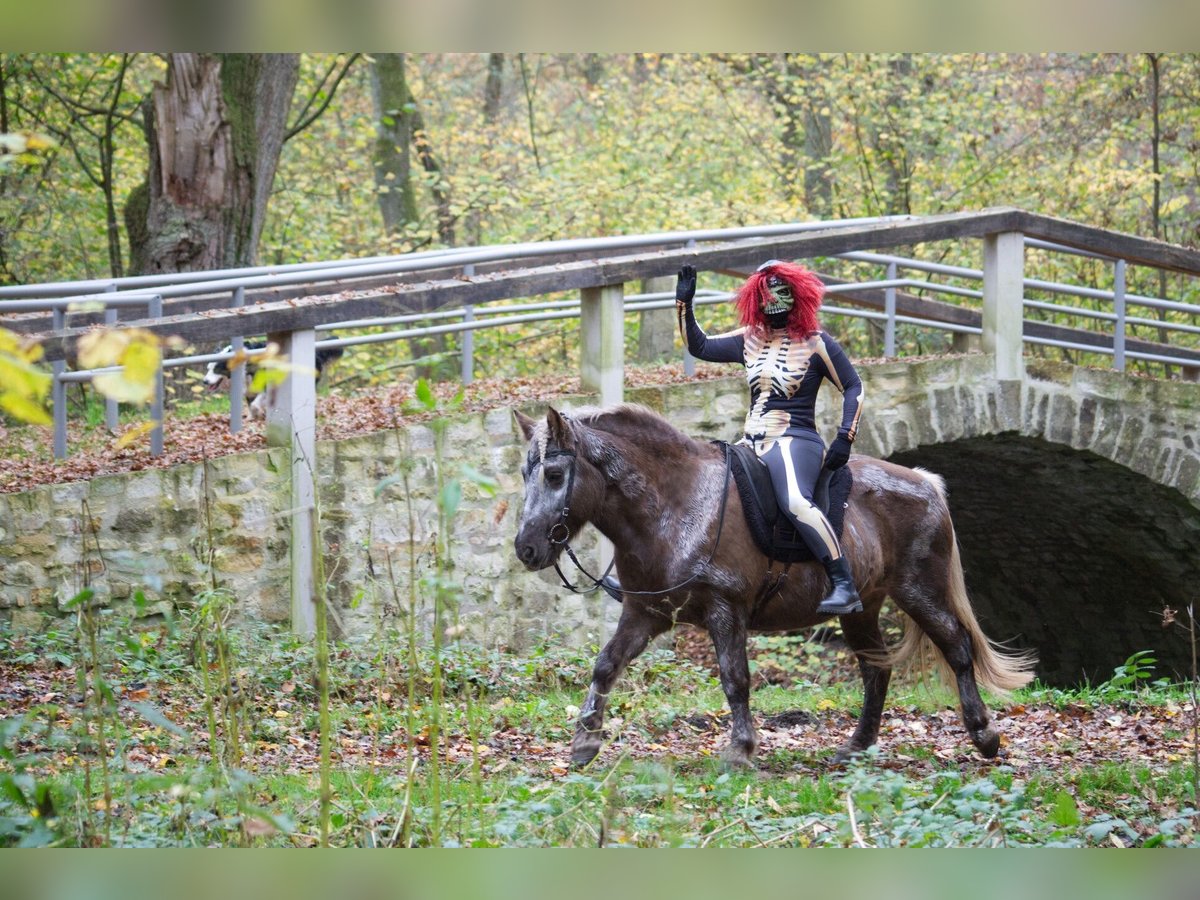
[888,434,1200,687]
[840,356,1200,686]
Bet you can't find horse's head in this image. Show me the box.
[513,407,599,571]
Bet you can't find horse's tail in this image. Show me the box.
[888,471,1037,697]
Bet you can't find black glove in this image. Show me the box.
[824,434,852,470]
[676,265,697,307]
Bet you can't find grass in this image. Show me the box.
[1,613,1197,848]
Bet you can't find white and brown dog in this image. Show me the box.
[203,340,344,418]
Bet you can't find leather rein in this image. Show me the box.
[541,444,734,598]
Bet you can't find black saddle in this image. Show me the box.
[715,441,854,565]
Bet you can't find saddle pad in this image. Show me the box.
[716,441,853,564]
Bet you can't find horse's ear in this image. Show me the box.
[546,407,573,447]
[513,409,536,441]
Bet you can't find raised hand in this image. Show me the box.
[676,265,697,307]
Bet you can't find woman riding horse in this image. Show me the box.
[608,260,865,617]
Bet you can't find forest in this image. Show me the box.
[2,53,1200,852]
[2,53,1197,288]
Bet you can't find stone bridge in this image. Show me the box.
[2,353,1198,687]
[809,353,1200,686]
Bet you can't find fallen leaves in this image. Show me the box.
[0,362,734,495]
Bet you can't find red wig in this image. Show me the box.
[734,261,824,340]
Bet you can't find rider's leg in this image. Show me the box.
[760,437,863,616]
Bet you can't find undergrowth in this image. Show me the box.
[1,613,1197,848]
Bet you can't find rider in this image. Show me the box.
[599,260,865,616]
[677,260,865,617]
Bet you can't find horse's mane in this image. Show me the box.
[571,403,697,454]
[557,404,708,501]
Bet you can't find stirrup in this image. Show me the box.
[816,596,863,616]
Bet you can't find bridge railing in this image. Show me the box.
[8,208,1200,463]
[7,207,1200,635]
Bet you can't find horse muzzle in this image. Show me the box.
[514,529,561,571]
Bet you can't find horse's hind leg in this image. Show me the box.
[706,602,759,768]
[834,610,892,763]
[894,583,1000,758]
[571,606,669,767]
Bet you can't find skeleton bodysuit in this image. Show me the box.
[683,307,864,563]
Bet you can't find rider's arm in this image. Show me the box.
[816,333,864,442]
[681,303,746,364]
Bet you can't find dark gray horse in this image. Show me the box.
[514,404,1035,768]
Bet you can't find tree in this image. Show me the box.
[125,53,301,274]
[370,53,453,247]
[483,52,504,124]
[23,54,141,278]
[370,53,420,238]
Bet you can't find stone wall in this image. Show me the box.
[0,373,769,647]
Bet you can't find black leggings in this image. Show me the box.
[757,435,843,564]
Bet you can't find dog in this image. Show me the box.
[203,339,344,418]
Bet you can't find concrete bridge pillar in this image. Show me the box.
[982,231,1025,380]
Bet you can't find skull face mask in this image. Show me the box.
[763,274,794,328]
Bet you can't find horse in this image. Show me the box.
[513,404,1036,768]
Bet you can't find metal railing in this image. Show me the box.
[4,213,1200,463]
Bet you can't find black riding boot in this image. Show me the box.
[600,575,624,603]
[817,556,863,616]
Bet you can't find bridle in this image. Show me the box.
[535,444,734,598]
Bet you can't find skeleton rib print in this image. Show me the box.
[681,303,863,445]
[744,330,813,441]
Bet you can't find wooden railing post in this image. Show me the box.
[580,282,625,407]
[229,286,247,432]
[266,328,318,637]
[579,282,624,639]
[636,275,676,364]
[982,231,1025,380]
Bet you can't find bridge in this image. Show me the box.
[3,208,1200,685]
[804,353,1200,686]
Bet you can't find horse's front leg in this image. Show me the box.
[706,602,759,768]
[571,606,669,767]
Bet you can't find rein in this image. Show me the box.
[543,444,734,598]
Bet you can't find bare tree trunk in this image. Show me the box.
[370,52,419,236]
[126,53,300,274]
[632,53,649,84]
[803,103,833,217]
[878,54,914,216]
[582,54,604,88]
[370,54,453,378]
[484,52,504,123]
[1146,52,1171,361]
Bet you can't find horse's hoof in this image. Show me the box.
[720,746,755,770]
[831,744,866,765]
[571,749,599,768]
[570,737,602,768]
[974,727,1001,759]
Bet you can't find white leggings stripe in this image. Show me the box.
[777,437,843,560]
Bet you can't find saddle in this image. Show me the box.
[715,441,854,565]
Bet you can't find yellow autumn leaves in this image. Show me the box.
[0,327,52,425]
[0,131,56,172]
[0,325,163,429]
[77,327,163,405]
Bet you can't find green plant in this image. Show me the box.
[0,715,70,847]
[1103,650,1161,698]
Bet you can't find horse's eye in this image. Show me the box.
[545,469,565,488]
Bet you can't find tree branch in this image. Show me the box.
[284,53,361,143]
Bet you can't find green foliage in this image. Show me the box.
[1104,650,1162,696]
[4,604,1199,847]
